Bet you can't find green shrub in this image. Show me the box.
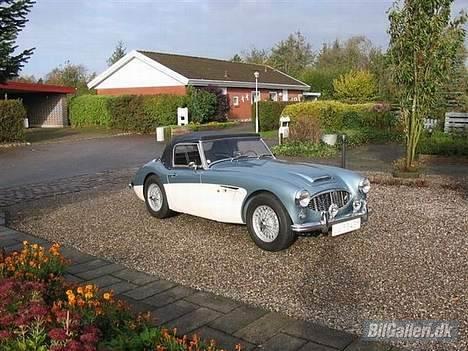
[272,141,337,158]
[69,95,113,127]
[142,94,188,128]
[281,101,399,134]
[417,130,468,156]
[332,70,377,102]
[0,100,26,142]
[251,101,290,131]
[187,87,217,123]
[108,95,146,132]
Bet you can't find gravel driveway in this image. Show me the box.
[9,184,468,351]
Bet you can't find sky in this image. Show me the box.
[15,0,468,78]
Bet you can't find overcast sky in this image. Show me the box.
[16,0,467,78]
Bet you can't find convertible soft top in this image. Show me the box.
[160,132,260,169]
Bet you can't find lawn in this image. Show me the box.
[24,127,123,144]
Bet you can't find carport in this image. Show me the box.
[0,81,75,127]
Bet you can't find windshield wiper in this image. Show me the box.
[231,154,251,161]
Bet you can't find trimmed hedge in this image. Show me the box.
[0,100,26,142]
[417,131,468,156]
[251,101,290,131]
[281,100,399,132]
[69,95,113,127]
[69,94,188,132]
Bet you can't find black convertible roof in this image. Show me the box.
[161,132,260,169]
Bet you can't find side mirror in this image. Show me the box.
[188,161,198,171]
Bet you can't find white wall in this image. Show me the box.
[95,57,185,89]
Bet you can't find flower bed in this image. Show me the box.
[0,242,238,351]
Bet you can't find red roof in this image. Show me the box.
[0,81,75,94]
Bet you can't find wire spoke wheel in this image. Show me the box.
[252,205,280,242]
[147,183,163,212]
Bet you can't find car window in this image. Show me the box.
[173,144,201,166]
[202,137,271,164]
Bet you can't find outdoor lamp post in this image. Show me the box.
[254,71,260,133]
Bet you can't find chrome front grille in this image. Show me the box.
[308,190,350,212]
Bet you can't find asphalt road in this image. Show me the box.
[0,135,162,187]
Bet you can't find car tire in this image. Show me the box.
[144,175,172,219]
[246,193,295,251]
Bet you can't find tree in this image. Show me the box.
[45,61,95,95]
[230,54,242,63]
[387,0,466,170]
[333,70,377,102]
[300,67,341,98]
[12,74,37,83]
[241,47,270,64]
[107,41,126,66]
[269,31,314,77]
[0,0,35,83]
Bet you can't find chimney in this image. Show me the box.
[224,70,229,78]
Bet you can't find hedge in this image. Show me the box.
[0,100,26,142]
[69,94,188,132]
[69,95,113,127]
[251,101,290,131]
[281,100,399,132]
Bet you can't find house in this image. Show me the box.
[88,50,310,120]
[0,81,75,127]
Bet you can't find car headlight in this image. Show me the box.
[295,190,311,207]
[359,178,371,194]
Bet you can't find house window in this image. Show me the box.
[251,91,260,104]
[268,92,278,101]
[173,144,201,167]
[232,96,239,107]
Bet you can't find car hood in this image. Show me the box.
[211,158,358,190]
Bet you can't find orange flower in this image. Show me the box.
[77,287,84,294]
[103,292,112,301]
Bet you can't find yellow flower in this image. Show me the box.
[103,292,112,301]
[85,284,94,292]
[84,292,93,300]
[77,287,84,294]
[66,289,73,296]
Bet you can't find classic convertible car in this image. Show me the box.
[129,132,370,251]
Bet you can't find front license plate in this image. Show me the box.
[332,218,361,237]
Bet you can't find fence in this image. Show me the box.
[444,112,468,133]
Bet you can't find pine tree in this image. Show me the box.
[107,41,127,66]
[0,0,35,83]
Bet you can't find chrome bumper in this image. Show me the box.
[291,206,369,233]
[128,182,134,189]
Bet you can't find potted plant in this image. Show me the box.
[321,130,338,146]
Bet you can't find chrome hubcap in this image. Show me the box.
[147,183,163,212]
[252,205,279,242]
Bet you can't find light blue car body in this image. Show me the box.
[130,133,369,233]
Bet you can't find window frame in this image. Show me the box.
[232,96,239,107]
[172,142,203,168]
[251,91,261,105]
[268,91,278,101]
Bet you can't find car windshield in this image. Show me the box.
[202,137,272,165]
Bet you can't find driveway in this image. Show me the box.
[0,135,161,187]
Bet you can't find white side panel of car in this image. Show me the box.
[163,183,247,224]
[133,185,144,201]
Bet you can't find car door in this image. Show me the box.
[199,169,247,224]
[165,143,202,214]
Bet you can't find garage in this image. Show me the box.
[0,81,75,127]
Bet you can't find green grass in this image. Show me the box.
[24,127,122,144]
[260,130,277,139]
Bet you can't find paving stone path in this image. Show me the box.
[0,168,136,208]
[0,223,398,351]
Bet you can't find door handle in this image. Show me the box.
[168,173,177,178]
